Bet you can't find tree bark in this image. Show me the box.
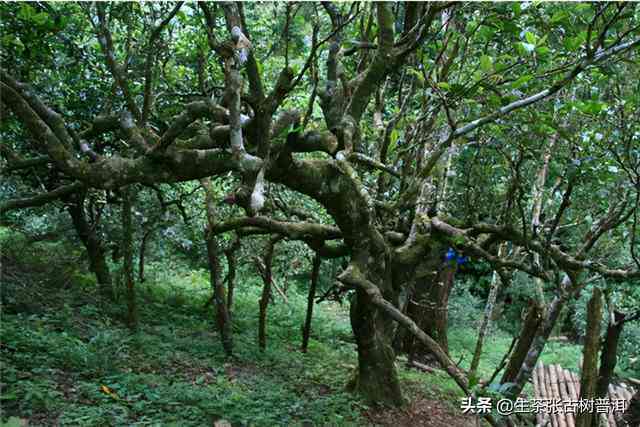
[67,192,112,298]
[398,242,456,363]
[301,254,321,352]
[501,299,543,384]
[469,243,506,378]
[345,248,404,406]
[225,235,240,313]
[575,287,602,427]
[122,186,137,330]
[509,292,566,398]
[201,179,233,356]
[205,232,232,356]
[418,264,456,358]
[348,285,404,406]
[138,227,154,283]
[340,263,470,393]
[258,236,279,350]
[595,310,626,400]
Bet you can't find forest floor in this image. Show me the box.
[0,234,581,426]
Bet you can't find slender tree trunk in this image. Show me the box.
[470,244,506,378]
[575,287,603,427]
[225,234,240,313]
[122,186,137,330]
[205,232,232,356]
[258,236,279,350]
[501,300,543,384]
[509,292,567,398]
[138,227,154,283]
[67,193,112,298]
[595,310,625,400]
[301,254,321,352]
[201,179,233,356]
[530,137,556,305]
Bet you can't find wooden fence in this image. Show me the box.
[531,363,635,427]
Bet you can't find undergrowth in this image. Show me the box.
[0,230,586,426]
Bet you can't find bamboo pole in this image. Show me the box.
[533,364,544,426]
[548,364,567,427]
[554,365,575,427]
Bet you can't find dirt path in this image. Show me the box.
[365,397,478,427]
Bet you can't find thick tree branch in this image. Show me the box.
[212,216,342,241]
[95,3,142,122]
[432,218,640,280]
[0,182,85,214]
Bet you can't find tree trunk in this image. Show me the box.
[340,261,472,396]
[122,186,137,330]
[404,260,457,363]
[470,244,506,378]
[575,287,602,427]
[530,137,556,306]
[336,240,403,407]
[348,286,404,406]
[258,236,279,350]
[419,264,456,356]
[301,254,321,352]
[595,310,625,400]
[398,242,456,363]
[501,299,543,384]
[201,179,233,356]
[509,292,566,398]
[225,235,240,313]
[67,193,112,298]
[138,227,154,283]
[205,231,232,356]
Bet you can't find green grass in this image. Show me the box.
[1,260,368,426]
[449,327,583,383]
[0,235,586,426]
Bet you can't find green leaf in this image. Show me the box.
[390,129,399,145]
[33,12,48,26]
[17,5,35,21]
[525,31,537,45]
[577,101,607,115]
[536,46,551,56]
[538,34,548,46]
[437,82,451,90]
[480,55,493,73]
[511,75,533,89]
[550,10,567,24]
[408,68,425,86]
[519,42,536,54]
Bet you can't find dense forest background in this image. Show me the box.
[1,2,639,426]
